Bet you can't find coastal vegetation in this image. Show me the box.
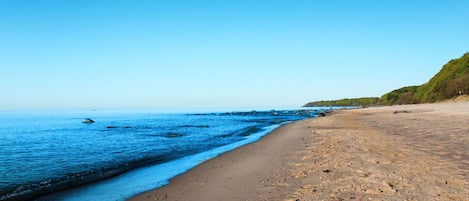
[303,97,379,107]
[380,52,469,105]
[379,86,419,105]
[305,52,469,106]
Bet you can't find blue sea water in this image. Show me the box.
[0,109,324,201]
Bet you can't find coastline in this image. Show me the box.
[130,102,469,201]
[130,119,311,201]
[34,121,293,201]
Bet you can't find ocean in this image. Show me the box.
[0,108,326,201]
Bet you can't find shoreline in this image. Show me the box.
[34,120,296,201]
[130,119,313,201]
[130,102,469,201]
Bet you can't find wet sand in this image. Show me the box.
[131,102,469,201]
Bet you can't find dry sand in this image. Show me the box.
[131,102,469,201]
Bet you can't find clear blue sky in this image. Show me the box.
[1,0,468,110]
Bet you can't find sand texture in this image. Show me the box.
[131,102,469,201]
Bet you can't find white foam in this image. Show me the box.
[43,124,283,201]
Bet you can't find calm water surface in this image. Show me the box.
[0,109,324,200]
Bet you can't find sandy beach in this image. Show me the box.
[131,102,469,201]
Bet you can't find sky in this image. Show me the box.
[1,0,468,110]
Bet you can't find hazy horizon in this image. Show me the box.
[1,0,469,110]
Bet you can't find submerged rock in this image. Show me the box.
[165,133,184,138]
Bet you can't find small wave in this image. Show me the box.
[105,126,132,129]
[231,126,263,137]
[178,125,210,128]
[3,151,195,201]
[142,133,163,137]
[239,119,269,123]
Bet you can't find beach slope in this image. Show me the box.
[131,102,469,201]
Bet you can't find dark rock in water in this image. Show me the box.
[107,126,118,129]
[270,109,278,116]
[82,118,95,123]
[318,112,326,117]
[165,133,184,138]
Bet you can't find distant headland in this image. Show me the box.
[304,52,469,107]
